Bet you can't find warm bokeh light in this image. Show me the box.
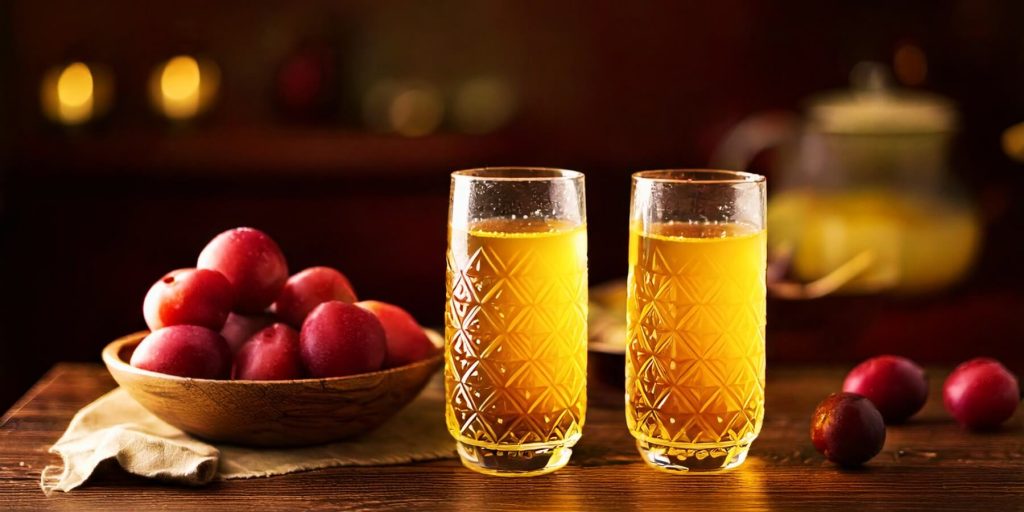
[363,81,444,137]
[58,63,93,109]
[452,77,516,134]
[149,55,220,121]
[1003,121,1024,163]
[894,43,928,86]
[40,62,112,125]
[389,86,443,137]
[161,56,201,102]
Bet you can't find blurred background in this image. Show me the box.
[2,0,1023,409]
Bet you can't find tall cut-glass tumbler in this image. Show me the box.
[445,167,588,476]
[626,169,766,473]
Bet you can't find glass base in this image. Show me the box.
[636,438,751,473]
[456,440,574,477]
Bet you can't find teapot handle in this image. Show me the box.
[709,110,800,174]
[713,111,889,299]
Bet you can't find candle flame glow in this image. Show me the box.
[150,55,219,121]
[41,62,98,125]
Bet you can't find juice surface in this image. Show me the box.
[445,217,588,451]
[626,221,766,448]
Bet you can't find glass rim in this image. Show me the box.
[451,166,584,182]
[632,169,765,185]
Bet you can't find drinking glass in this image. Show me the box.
[445,167,588,476]
[625,169,767,472]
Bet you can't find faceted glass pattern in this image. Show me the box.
[445,219,587,451]
[626,223,766,448]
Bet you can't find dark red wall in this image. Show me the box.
[3,1,1024,409]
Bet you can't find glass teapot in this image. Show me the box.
[712,64,981,295]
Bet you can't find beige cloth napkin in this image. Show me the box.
[41,382,456,495]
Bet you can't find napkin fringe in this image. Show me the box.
[39,385,455,495]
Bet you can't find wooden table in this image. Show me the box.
[2,363,1022,511]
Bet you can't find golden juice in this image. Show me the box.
[769,189,980,294]
[626,221,766,471]
[445,217,587,472]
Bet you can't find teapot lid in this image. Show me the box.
[807,62,956,134]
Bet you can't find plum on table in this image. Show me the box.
[810,392,886,467]
[944,358,1020,430]
[843,355,928,424]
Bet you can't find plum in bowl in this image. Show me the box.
[102,329,443,447]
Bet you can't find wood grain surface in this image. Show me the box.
[102,332,443,447]
[2,363,1022,511]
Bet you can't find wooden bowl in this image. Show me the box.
[102,330,443,447]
